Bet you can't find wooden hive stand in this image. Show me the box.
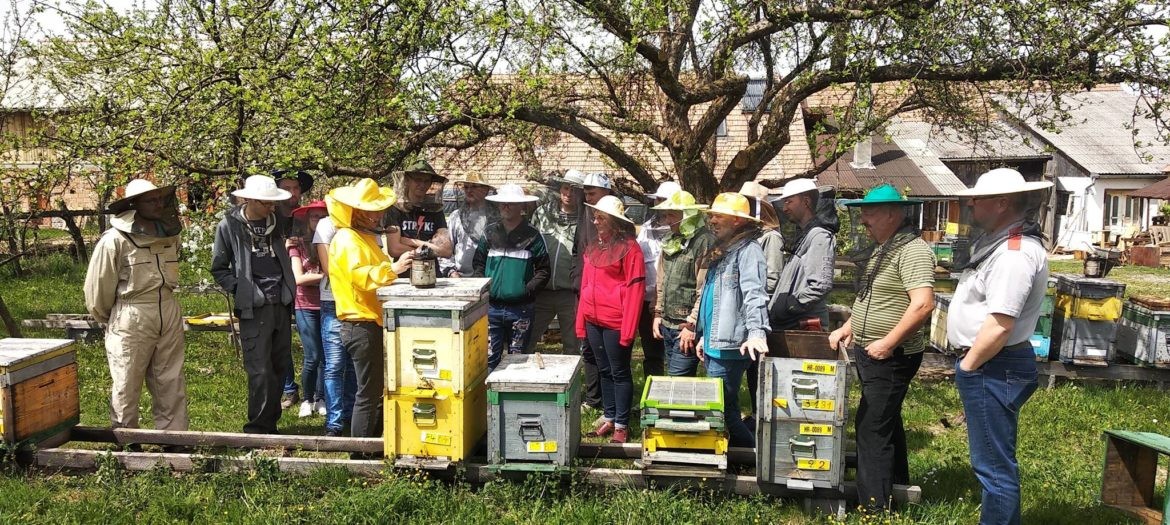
[1100,430,1170,524]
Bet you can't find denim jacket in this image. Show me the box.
[697,237,771,356]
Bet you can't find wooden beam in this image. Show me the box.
[34,448,919,506]
[69,426,383,453]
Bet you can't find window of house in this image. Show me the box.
[1103,190,1140,229]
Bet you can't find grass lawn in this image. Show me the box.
[1,253,1167,524]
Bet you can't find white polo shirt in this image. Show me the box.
[947,231,1048,349]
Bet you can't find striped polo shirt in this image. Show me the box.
[850,237,935,354]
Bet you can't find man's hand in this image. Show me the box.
[679,326,696,355]
[864,337,895,360]
[828,325,853,352]
[695,337,705,361]
[450,271,462,278]
[652,317,663,340]
[392,251,415,275]
[740,338,769,361]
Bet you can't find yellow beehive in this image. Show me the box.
[383,375,488,461]
[0,338,79,445]
[642,427,729,455]
[1056,294,1123,321]
[379,278,491,396]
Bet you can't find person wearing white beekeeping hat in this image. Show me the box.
[473,184,551,371]
[84,179,189,435]
[948,168,1053,525]
[210,174,297,434]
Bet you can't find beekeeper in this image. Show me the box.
[84,179,189,431]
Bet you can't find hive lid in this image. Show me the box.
[0,338,75,368]
[640,376,724,411]
[376,278,490,301]
[487,354,582,391]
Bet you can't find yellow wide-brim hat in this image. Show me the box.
[651,190,708,211]
[704,192,761,222]
[328,178,398,211]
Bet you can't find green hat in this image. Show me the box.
[402,158,447,183]
[841,184,923,207]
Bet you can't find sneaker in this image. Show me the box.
[325,429,343,438]
[610,427,629,444]
[281,392,299,410]
[298,401,313,418]
[315,400,327,416]
[587,420,615,438]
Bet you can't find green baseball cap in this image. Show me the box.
[840,184,923,207]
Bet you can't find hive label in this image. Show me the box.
[772,398,789,409]
[801,362,837,375]
[526,441,558,453]
[796,459,831,471]
[799,399,835,411]
[438,369,452,380]
[799,424,834,436]
[420,432,452,446]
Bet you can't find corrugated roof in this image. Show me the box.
[815,137,967,198]
[996,90,1170,176]
[887,119,1047,161]
[1129,176,1170,199]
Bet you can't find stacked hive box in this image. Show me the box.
[757,357,849,491]
[930,293,953,354]
[639,376,728,469]
[377,279,490,466]
[1116,298,1170,368]
[486,354,582,471]
[1050,274,1126,366]
[1029,280,1056,360]
[0,338,80,447]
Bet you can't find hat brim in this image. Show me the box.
[107,185,176,214]
[703,209,761,222]
[330,187,397,211]
[955,181,1054,197]
[585,202,634,223]
[233,187,293,201]
[291,203,328,218]
[778,187,819,200]
[451,178,496,189]
[404,169,448,184]
[841,197,924,207]
[486,195,539,204]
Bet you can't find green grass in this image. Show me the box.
[1049,259,1170,299]
[0,254,1166,524]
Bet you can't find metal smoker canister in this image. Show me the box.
[411,245,437,288]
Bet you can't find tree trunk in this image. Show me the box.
[1,203,23,277]
[58,201,88,262]
[0,291,22,338]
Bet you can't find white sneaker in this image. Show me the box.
[314,400,326,416]
[298,400,313,418]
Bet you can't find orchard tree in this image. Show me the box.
[481,0,1170,199]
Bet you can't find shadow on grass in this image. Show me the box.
[906,427,935,453]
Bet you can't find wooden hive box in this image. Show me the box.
[0,338,80,446]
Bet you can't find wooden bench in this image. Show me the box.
[1101,430,1170,524]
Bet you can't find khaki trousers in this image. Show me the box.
[105,289,189,430]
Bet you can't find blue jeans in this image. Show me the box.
[662,325,700,377]
[956,346,1038,525]
[487,302,535,371]
[585,323,633,427]
[295,308,325,403]
[703,354,754,447]
[321,301,356,434]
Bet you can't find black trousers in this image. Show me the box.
[341,321,384,438]
[240,302,293,434]
[638,300,665,378]
[853,346,922,511]
[580,340,603,408]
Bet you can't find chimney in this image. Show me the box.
[851,135,875,170]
